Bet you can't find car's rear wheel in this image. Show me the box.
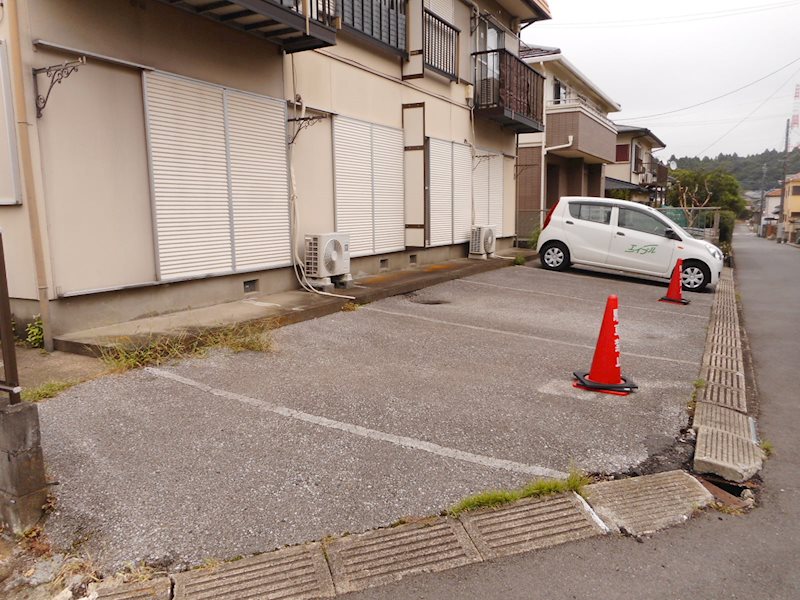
[681,260,711,292]
[540,242,570,271]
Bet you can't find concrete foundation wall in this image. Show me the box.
[0,402,47,533]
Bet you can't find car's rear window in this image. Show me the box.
[568,202,612,225]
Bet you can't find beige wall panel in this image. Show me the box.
[284,52,333,114]
[291,114,335,256]
[403,108,425,147]
[423,97,455,140]
[405,227,424,247]
[37,58,154,294]
[321,38,401,78]
[330,62,402,127]
[28,0,284,98]
[1,208,38,299]
[404,150,425,224]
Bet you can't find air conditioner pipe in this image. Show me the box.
[539,135,574,229]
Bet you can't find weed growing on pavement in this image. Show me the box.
[710,502,744,516]
[341,301,360,312]
[760,440,774,458]
[100,320,274,371]
[22,380,79,402]
[448,468,591,516]
[512,255,526,266]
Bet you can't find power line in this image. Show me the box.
[697,66,800,156]
[541,0,799,29]
[614,56,800,122]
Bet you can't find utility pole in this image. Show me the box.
[778,118,790,243]
[759,163,767,237]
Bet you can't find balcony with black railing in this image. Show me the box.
[159,0,338,53]
[423,9,459,80]
[338,0,407,54]
[473,49,545,133]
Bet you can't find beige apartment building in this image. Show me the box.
[605,124,668,204]
[515,45,620,239]
[0,0,550,346]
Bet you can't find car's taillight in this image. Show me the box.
[542,201,559,230]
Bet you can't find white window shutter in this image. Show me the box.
[452,142,472,243]
[489,153,504,231]
[334,117,375,256]
[472,154,489,227]
[225,90,291,270]
[145,72,232,279]
[428,137,453,246]
[424,0,454,23]
[372,124,406,253]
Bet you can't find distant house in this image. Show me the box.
[516,45,620,238]
[782,174,800,243]
[605,124,667,205]
[760,188,782,238]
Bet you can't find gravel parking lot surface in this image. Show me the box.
[39,264,714,570]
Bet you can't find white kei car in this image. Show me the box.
[536,197,724,291]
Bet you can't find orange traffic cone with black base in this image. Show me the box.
[573,294,637,396]
[660,259,690,305]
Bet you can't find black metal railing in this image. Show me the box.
[473,49,544,126]
[289,0,338,27]
[423,9,458,80]
[337,0,407,52]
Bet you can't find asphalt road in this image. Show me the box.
[39,257,710,571]
[348,225,800,600]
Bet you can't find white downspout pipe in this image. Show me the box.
[539,134,574,228]
[7,0,54,350]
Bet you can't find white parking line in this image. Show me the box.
[146,367,569,480]
[362,307,697,366]
[458,279,709,319]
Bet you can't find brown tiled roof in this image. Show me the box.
[519,45,560,59]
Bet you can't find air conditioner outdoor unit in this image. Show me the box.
[469,225,497,259]
[304,232,352,290]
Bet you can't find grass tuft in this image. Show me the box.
[448,468,591,516]
[341,302,360,312]
[100,319,274,371]
[22,380,79,402]
[760,440,774,458]
[512,255,526,266]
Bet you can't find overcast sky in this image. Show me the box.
[522,0,800,159]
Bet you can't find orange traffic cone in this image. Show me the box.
[659,259,690,305]
[573,295,637,396]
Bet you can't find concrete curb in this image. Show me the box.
[91,471,716,600]
[53,253,537,357]
[692,268,763,482]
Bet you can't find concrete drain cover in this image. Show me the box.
[694,427,763,482]
[173,543,334,600]
[459,493,605,560]
[584,471,713,536]
[701,382,747,413]
[93,577,171,600]
[692,402,754,441]
[325,518,481,594]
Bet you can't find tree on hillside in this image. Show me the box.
[670,148,800,191]
[666,169,745,244]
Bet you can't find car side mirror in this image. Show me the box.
[665,229,681,241]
